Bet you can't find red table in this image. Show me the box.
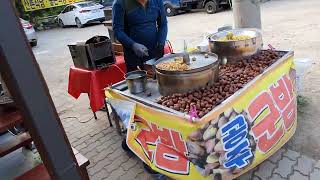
[68,56,126,113]
[68,43,173,111]
[68,43,173,126]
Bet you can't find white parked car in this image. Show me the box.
[57,1,105,28]
[20,18,37,46]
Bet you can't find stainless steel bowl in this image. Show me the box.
[208,28,263,63]
[154,52,219,96]
[125,70,147,94]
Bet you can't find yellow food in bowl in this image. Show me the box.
[157,58,189,71]
[218,32,251,41]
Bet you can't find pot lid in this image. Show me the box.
[154,52,219,74]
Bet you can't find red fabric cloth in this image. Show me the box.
[164,42,173,55]
[68,56,126,112]
[68,44,173,112]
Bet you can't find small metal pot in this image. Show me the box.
[125,70,147,94]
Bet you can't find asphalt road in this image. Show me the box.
[33,0,320,159]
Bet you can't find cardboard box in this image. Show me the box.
[112,43,124,55]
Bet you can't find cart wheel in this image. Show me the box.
[164,4,176,17]
[143,163,159,174]
[121,138,131,152]
[205,0,218,14]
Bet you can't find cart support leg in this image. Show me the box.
[93,111,97,120]
[104,99,113,127]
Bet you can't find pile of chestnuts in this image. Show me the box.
[156,50,283,117]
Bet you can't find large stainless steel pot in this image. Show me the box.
[154,52,219,96]
[208,28,263,63]
[125,70,147,94]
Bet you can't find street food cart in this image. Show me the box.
[106,29,297,180]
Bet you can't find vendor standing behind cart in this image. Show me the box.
[112,0,168,72]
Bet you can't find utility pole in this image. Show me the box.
[232,0,262,29]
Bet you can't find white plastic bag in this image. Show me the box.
[294,58,312,92]
[108,98,136,129]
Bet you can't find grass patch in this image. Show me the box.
[297,95,309,106]
[297,95,309,113]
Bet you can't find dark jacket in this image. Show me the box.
[112,0,168,70]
